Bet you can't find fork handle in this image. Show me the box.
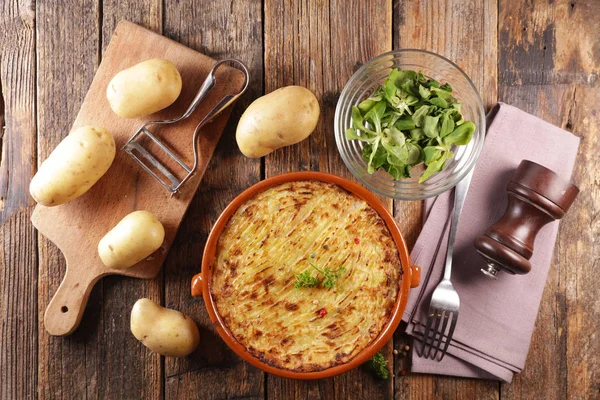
[443,170,473,281]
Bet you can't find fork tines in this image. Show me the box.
[418,309,457,361]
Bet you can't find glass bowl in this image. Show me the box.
[334,49,485,200]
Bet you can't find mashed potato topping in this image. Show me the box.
[211,181,401,372]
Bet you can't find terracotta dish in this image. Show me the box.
[191,171,420,379]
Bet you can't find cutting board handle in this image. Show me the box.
[44,265,102,336]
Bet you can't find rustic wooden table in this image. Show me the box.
[1,1,598,399]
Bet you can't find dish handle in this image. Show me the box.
[410,265,421,288]
[191,273,203,297]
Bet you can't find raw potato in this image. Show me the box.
[130,298,200,357]
[107,58,182,118]
[236,86,320,157]
[29,126,115,207]
[98,210,165,269]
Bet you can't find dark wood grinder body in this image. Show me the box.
[474,160,579,278]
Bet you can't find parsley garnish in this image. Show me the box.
[320,265,347,289]
[366,351,389,380]
[294,261,346,290]
[294,270,320,289]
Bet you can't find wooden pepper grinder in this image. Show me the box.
[474,160,579,278]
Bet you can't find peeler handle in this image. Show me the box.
[192,59,250,130]
[180,59,250,121]
[179,70,217,120]
[173,59,250,192]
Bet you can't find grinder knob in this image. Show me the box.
[474,160,579,278]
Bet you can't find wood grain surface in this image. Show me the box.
[1,0,599,399]
[1,2,38,400]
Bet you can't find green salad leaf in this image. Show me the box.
[345,68,476,182]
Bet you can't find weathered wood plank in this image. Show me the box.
[393,0,499,398]
[394,0,498,109]
[162,1,264,399]
[561,86,600,400]
[35,2,103,399]
[36,1,163,399]
[0,1,38,399]
[264,1,394,398]
[101,1,162,51]
[499,0,599,87]
[498,1,600,398]
[0,0,37,219]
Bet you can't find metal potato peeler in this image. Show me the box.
[123,59,250,194]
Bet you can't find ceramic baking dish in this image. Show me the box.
[191,171,420,379]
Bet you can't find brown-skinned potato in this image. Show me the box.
[98,211,165,270]
[107,58,182,118]
[29,126,115,206]
[130,298,200,357]
[235,86,320,157]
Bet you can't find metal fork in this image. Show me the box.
[418,170,473,361]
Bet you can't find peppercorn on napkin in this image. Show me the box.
[402,103,580,382]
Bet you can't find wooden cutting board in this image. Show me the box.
[32,21,246,336]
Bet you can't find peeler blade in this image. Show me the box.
[124,141,181,193]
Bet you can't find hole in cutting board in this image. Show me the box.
[61,306,69,313]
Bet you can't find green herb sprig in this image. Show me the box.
[294,270,320,288]
[294,261,346,290]
[366,351,390,380]
[345,69,476,183]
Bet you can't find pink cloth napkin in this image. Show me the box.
[402,103,580,382]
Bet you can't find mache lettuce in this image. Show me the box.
[345,69,476,183]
